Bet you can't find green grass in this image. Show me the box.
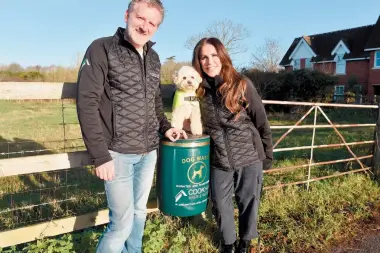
[2,174,379,253]
[0,100,83,159]
[258,174,380,253]
[0,100,379,252]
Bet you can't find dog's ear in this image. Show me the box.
[194,70,202,84]
[172,70,179,84]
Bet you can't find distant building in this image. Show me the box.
[280,16,380,99]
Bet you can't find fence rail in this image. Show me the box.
[262,99,378,108]
[0,151,91,177]
[270,124,375,129]
[0,82,377,248]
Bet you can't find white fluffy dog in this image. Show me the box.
[171,66,203,136]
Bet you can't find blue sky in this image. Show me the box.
[0,0,379,68]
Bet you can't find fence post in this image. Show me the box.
[372,100,380,180]
[307,106,318,190]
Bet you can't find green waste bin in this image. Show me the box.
[157,134,210,217]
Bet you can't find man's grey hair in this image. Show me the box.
[128,0,165,24]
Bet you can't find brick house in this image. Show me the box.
[279,16,380,101]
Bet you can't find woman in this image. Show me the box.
[192,38,273,253]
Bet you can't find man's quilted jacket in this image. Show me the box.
[76,27,171,167]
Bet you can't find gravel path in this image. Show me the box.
[330,232,380,253]
[329,210,380,253]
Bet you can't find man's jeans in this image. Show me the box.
[96,150,157,253]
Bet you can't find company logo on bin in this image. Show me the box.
[175,190,187,202]
[187,161,207,184]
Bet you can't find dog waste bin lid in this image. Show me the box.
[160,134,210,146]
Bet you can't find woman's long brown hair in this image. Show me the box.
[192,37,247,116]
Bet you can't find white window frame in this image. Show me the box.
[336,54,346,74]
[305,58,313,69]
[375,51,380,68]
[353,84,362,94]
[334,85,345,95]
[333,85,345,102]
[293,59,300,70]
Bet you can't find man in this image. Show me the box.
[76,1,187,252]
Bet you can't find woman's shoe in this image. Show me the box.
[219,243,235,253]
[236,239,250,253]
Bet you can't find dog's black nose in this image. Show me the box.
[187,80,192,84]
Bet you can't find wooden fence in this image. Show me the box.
[0,82,377,248]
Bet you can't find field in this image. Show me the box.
[0,100,379,252]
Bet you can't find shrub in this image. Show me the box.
[242,69,338,112]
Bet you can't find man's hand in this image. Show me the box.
[263,158,273,170]
[95,160,115,181]
[165,128,188,142]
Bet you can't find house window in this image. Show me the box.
[353,84,362,94]
[353,85,362,104]
[375,51,380,68]
[334,85,345,102]
[293,59,300,70]
[305,58,313,69]
[336,54,346,74]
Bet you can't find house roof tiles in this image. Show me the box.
[280,16,380,66]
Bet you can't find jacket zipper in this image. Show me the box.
[211,91,235,169]
[138,52,149,152]
[112,103,118,138]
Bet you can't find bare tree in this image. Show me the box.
[7,63,24,73]
[166,56,176,61]
[251,38,283,72]
[185,19,251,55]
[0,64,4,81]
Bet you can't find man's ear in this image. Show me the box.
[172,71,179,84]
[124,10,129,23]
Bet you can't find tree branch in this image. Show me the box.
[184,19,251,56]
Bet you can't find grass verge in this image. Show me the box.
[1,174,379,253]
